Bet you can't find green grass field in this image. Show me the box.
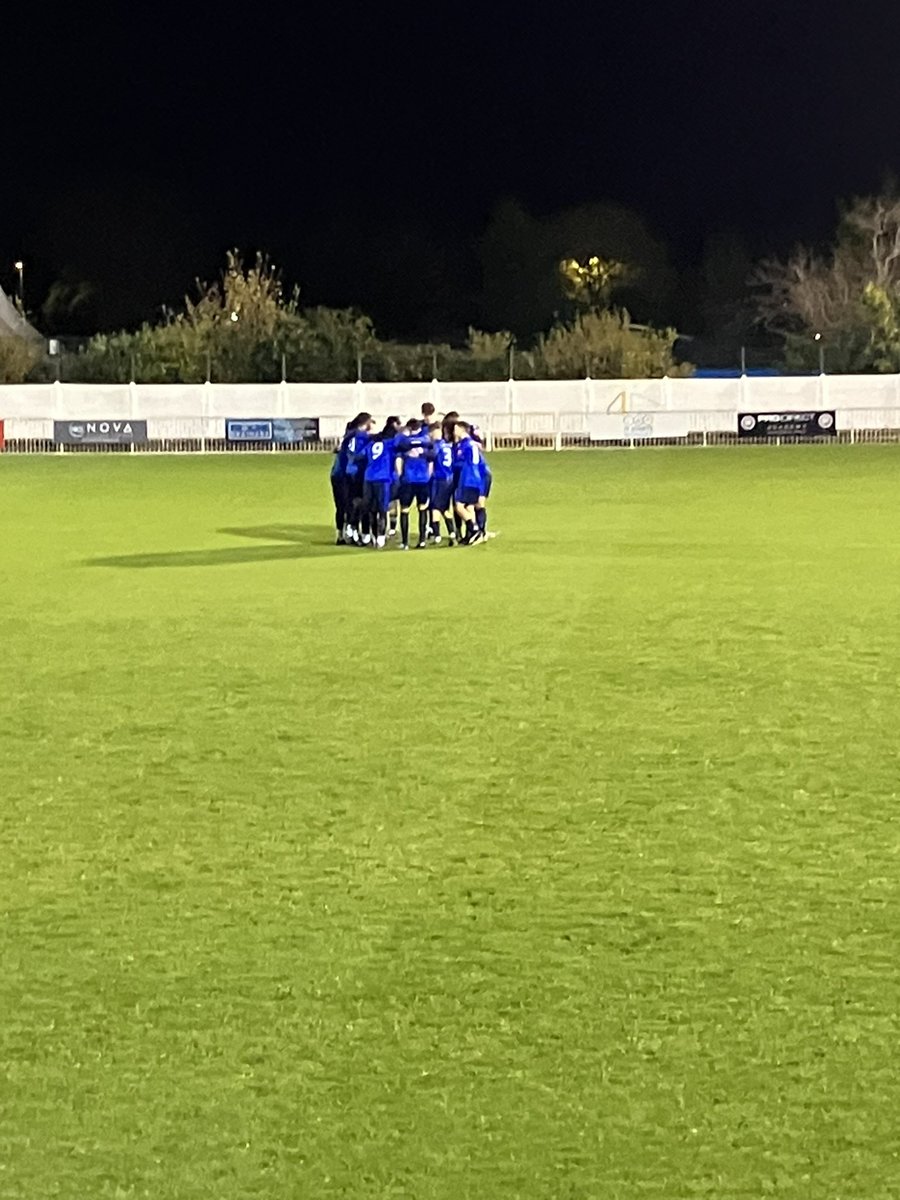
[3,446,900,1199]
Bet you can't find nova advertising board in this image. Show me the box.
[54,420,149,445]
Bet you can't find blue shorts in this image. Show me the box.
[363,479,392,514]
[481,466,493,498]
[456,486,480,507]
[399,481,431,508]
[431,479,454,513]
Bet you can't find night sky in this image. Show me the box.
[4,1,899,338]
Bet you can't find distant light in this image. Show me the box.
[13,260,23,271]
[814,332,822,341]
[229,311,239,322]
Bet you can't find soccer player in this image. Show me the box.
[380,416,403,538]
[452,420,486,545]
[362,426,398,547]
[442,412,465,539]
[428,422,457,545]
[459,420,492,534]
[475,444,492,538]
[442,410,459,442]
[395,418,433,549]
[330,421,353,544]
[339,413,373,544]
[421,400,444,430]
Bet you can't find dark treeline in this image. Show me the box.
[5,190,900,383]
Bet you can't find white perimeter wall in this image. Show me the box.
[3,376,900,440]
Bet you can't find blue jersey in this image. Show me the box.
[342,430,370,478]
[364,436,396,483]
[396,433,433,484]
[456,437,484,493]
[432,438,454,481]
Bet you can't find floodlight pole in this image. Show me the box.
[814,332,825,375]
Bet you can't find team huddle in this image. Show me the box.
[330,403,494,549]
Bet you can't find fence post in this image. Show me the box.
[128,365,137,454]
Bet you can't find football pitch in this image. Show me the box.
[3,445,900,1199]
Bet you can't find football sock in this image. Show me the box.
[400,512,410,544]
[418,510,428,542]
[476,508,487,532]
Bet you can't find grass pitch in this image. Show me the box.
[2,446,900,1199]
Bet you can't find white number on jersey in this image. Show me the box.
[371,442,383,460]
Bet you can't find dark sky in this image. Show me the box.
[4,0,900,336]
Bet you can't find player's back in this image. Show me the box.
[457,436,484,491]
[343,429,370,476]
[364,435,395,481]
[432,437,454,480]
[398,432,432,483]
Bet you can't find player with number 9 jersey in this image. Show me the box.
[362,434,396,544]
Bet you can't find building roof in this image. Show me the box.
[0,286,41,341]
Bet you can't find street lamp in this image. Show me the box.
[814,331,825,375]
[13,260,24,308]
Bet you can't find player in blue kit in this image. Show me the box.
[452,420,487,545]
[339,413,373,544]
[378,416,403,538]
[330,422,352,544]
[428,422,457,545]
[450,417,493,540]
[362,428,398,548]
[475,443,492,538]
[394,419,434,549]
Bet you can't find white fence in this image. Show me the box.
[4,376,900,448]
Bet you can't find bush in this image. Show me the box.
[0,335,42,384]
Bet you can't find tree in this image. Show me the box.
[71,252,376,383]
[862,282,900,372]
[479,200,675,339]
[535,309,690,380]
[755,192,900,372]
[40,276,94,332]
[559,255,627,309]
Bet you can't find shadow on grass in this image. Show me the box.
[86,525,339,569]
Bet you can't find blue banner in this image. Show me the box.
[226,418,320,443]
[226,420,274,442]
